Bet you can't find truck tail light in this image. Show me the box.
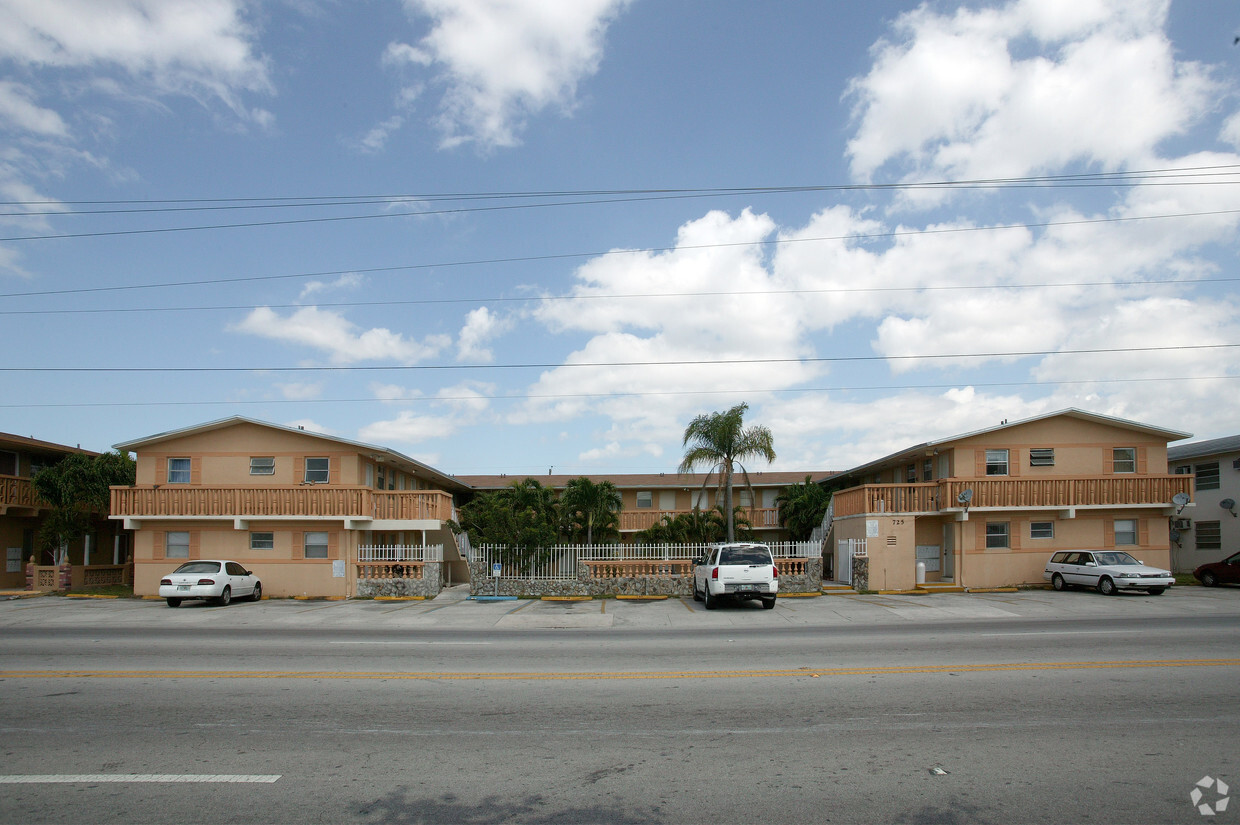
[773,565,779,578]
[711,567,719,580]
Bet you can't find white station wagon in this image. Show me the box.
[1043,550,1173,596]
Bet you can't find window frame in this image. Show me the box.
[250,532,275,551]
[304,531,329,559]
[1029,448,1055,467]
[985,449,1009,476]
[1195,520,1222,551]
[166,531,190,559]
[1112,448,1137,474]
[1195,462,1220,491]
[304,457,330,484]
[1114,518,1138,546]
[166,457,191,484]
[1030,521,1054,540]
[985,522,1010,549]
[635,491,653,509]
[249,457,275,476]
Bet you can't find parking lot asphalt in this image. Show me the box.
[2,583,1238,630]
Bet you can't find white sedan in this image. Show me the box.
[1043,550,1173,596]
[159,560,262,607]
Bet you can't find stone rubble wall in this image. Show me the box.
[355,562,443,598]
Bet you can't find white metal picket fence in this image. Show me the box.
[467,540,817,580]
[357,544,443,563]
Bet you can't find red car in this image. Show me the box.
[1194,551,1240,587]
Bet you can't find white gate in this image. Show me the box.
[837,538,867,585]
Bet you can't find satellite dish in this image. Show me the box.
[957,489,973,505]
[1172,491,1190,515]
[1170,529,1181,542]
[1222,498,1236,509]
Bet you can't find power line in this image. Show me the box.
[5,208,1240,301]
[4,343,1236,374]
[4,164,1240,242]
[1,275,1234,316]
[1,374,1235,410]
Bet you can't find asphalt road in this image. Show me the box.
[1,587,1238,824]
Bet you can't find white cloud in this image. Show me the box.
[845,0,1216,192]
[298,273,364,301]
[0,81,68,137]
[393,0,631,149]
[359,381,494,445]
[230,306,451,364]
[456,306,512,362]
[276,382,323,401]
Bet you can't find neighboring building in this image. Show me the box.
[1167,434,1240,573]
[454,471,832,543]
[111,417,471,598]
[821,409,1193,591]
[0,432,129,590]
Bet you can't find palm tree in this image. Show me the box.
[678,403,776,543]
[559,477,622,544]
[775,475,831,540]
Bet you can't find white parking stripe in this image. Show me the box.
[0,774,280,783]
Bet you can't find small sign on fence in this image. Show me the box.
[491,562,502,578]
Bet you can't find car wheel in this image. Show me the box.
[1147,587,1166,595]
[1051,573,1066,592]
[166,598,181,607]
[216,586,231,607]
[1097,577,1116,596]
[703,586,716,610]
[1202,571,1218,587]
[762,597,776,610]
[250,582,262,602]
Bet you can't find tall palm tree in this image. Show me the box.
[559,477,622,544]
[678,403,776,543]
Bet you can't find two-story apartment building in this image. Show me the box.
[1167,434,1239,573]
[822,409,1193,591]
[111,417,471,598]
[454,471,832,543]
[1,432,130,590]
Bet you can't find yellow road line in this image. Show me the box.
[3,659,1237,681]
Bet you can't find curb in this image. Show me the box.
[541,596,592,602]
[374,596,428,601]
[293,596,346,601]
[777,592,822,598]
[615,595,669,601]
[63,593,119,599]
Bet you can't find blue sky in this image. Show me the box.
[2,0,1239,474]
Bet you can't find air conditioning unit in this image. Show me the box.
[1173,518,1192,531]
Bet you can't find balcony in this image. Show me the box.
[1,475,44,515]
[831,476,1194,518]
[618,507,781,532]
[110,486,455,524]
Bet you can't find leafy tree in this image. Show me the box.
[776,475,832,540]
[678,402,776,543]
[452,478,560,565]
[559,477,621,544]
[32,450,136,555]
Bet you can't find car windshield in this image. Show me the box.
[173,562,221,574]
[719,546,772,566]
[1093,552,1140,566]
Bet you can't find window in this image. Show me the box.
[304,532,329,559]
[1195,462,1220,491]
[1196,521,1222,551]
[167,458,191,484]
[304,457,329,484]
[0,450,15,476]
[985,522,1010,549]
[250,457,275,475]
[1029,448,1055,467]
[635,491,652,509]
[1174,465,1192,475]
[6,547,20,573]
[1030,521,1054,539]
[922,459,933,482]
[250,532,274,551]
[906,464,917,483]
[1112,448,1136,474]
[166,531,190,559]
[1114,519,1137,546]
[985,450,1009,476]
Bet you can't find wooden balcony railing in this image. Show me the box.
[618,507,780,532]
[832,476,1194,517]
[110,486,455,522]
[1,475,43,512]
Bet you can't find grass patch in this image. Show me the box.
[64,583,135,598]
[1174,573,1200,586]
